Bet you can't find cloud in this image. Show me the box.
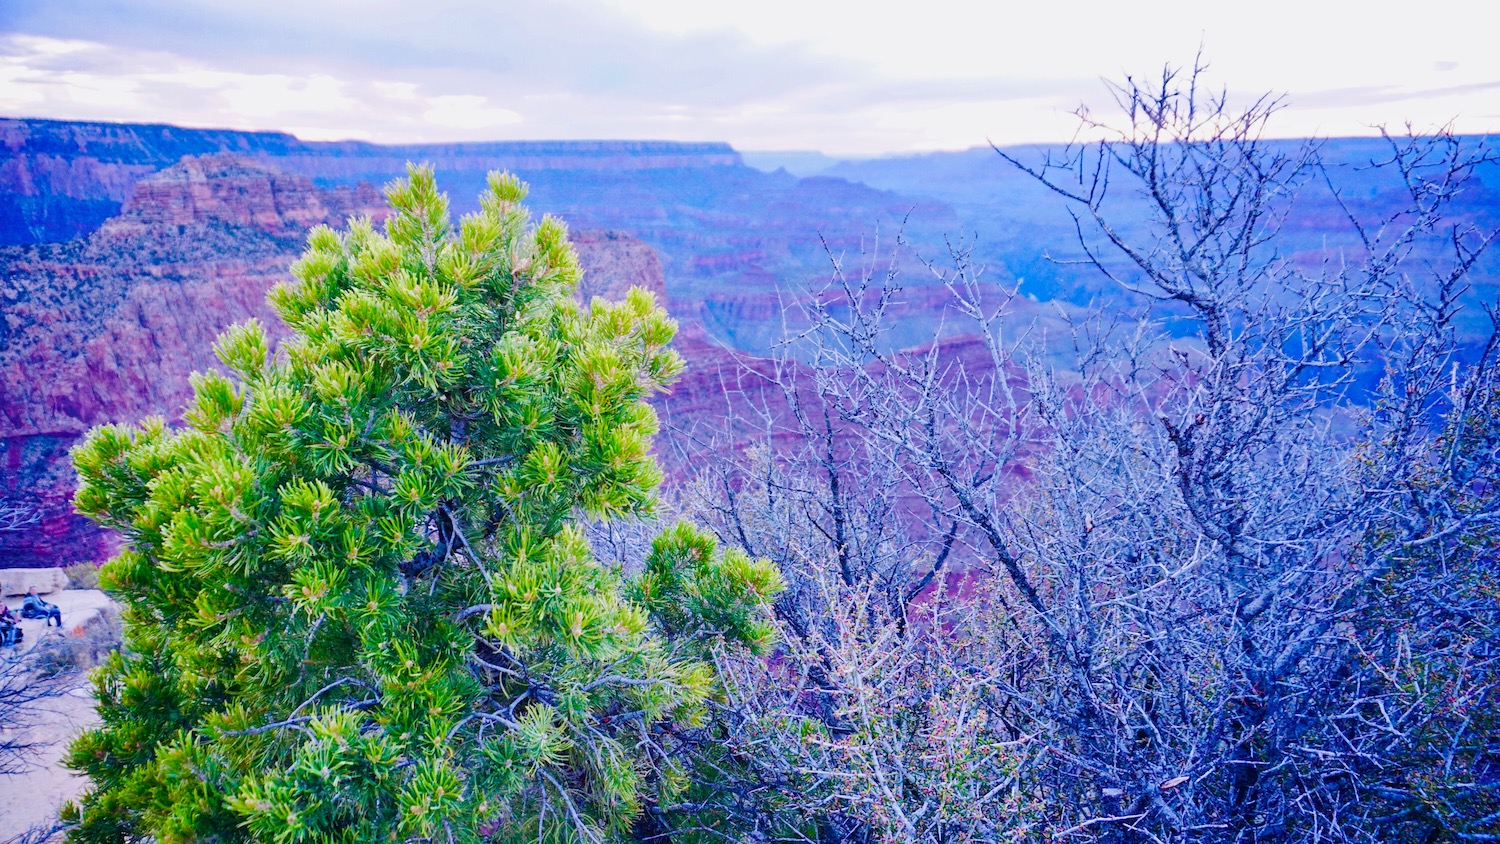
[0,0,851,106]
[0,0,1105,153]
[1297,80,1500,110]
[422,95,523,130]
[2,0,1498,153]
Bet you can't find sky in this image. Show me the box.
[2,0,1498,156]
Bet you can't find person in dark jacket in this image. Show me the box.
[22,588,61,627]
[0,603,20,646]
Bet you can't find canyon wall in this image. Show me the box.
[0,119,742,245]
[0,153,694,567]
[0,118,960,353]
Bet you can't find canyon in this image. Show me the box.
[3,117,1499,567]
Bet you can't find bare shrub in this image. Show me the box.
[27,608,122,677]
[0,498,41,535]
[676,59,1500,843]
[61,562,100,591]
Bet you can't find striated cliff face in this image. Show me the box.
[97,154,376,237]
[0,153,694,567]
[0,155,386,439]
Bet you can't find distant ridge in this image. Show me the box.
[1,117,740,163]
[0,117,744,243]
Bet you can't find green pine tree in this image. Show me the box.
[65,166,782,844]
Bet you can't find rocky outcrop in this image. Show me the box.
[0,565,67,596]
[98,154,348,237]
[0,119,951,325]
[0,155,386,439]
[572,230,668,304]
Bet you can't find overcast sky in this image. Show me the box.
[2,0,1497,156]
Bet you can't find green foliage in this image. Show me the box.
[631,522,780,656]
[64,560,102,589]
[66,166,781,844]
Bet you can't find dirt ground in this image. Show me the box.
[0,591,116,838]
[0,681,99,836]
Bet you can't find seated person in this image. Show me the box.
[21,588,62,627]
[0,604,19,646]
